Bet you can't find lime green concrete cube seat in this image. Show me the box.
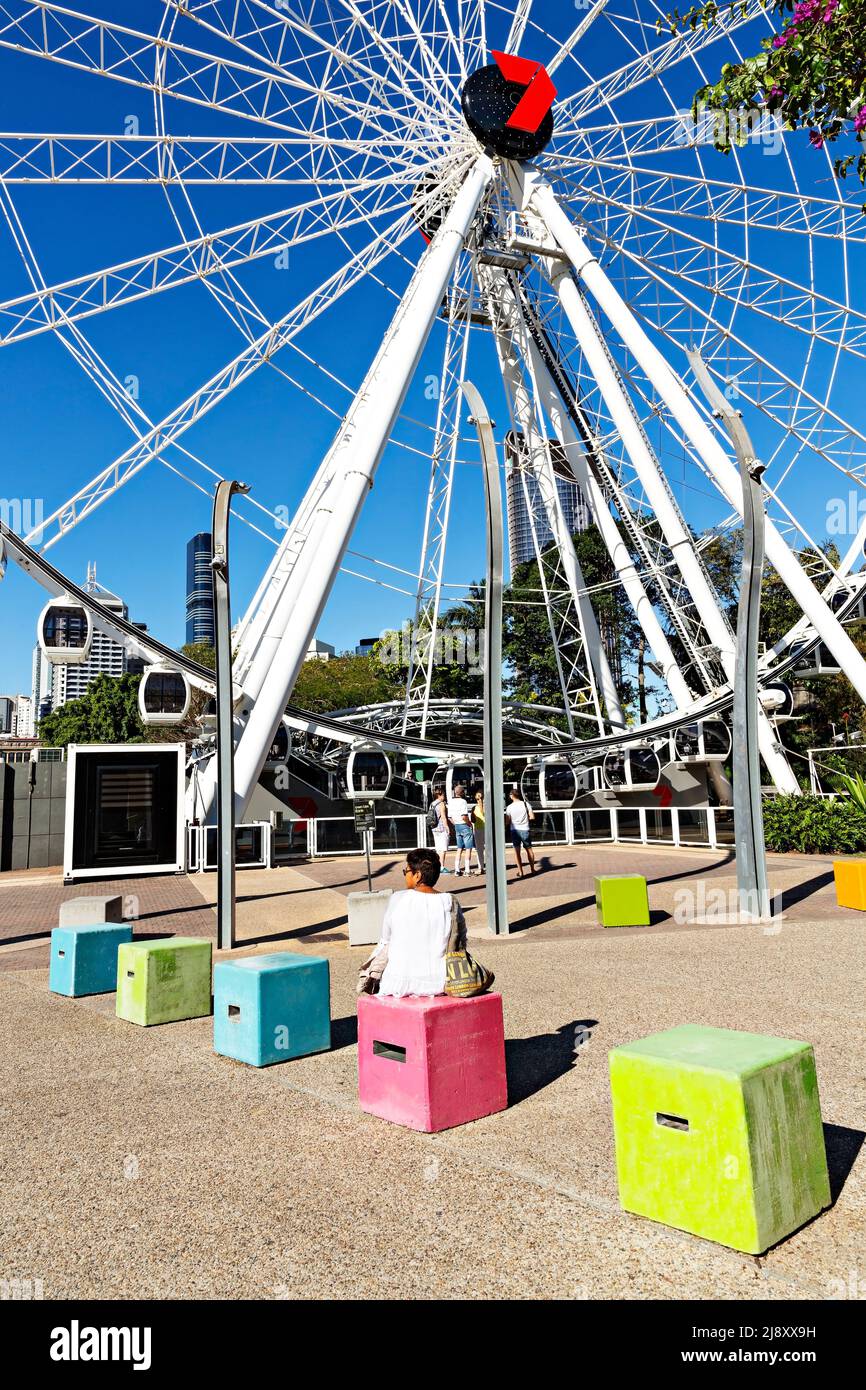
[609,1025,831,1254]
[595,874,649,928]
[116,937,212,1026]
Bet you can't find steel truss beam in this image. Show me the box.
[220,154,495,821]
[512,165,800,795]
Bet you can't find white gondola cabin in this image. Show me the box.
[38,596,93,664]
[759,682,795,721]
[138,667,191,728]
[345,744,392,800]
[603,745,662,792]
[264,722,291,770]
[520,758,579,809]
[791,638,840,677]
[432,760,483,800]
[669,719,732,765]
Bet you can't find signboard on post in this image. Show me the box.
[354,800,376,891]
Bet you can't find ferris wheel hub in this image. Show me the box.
[461,55,556,160]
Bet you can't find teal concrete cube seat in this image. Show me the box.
[116,937,212,1026]
[213,953,330,1067]
[595,874,650,927]
[49,923,133,997]
[609,1025,831,1254]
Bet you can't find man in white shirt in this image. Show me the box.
[505,788,537,878]
[447,784,475,876]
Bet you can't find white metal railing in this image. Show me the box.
[184,807,734,869]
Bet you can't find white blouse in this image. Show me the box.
[377,889,453,998]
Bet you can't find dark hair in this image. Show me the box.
[407,847,441,887]
[432,784,445,798]
[511,788,524,800]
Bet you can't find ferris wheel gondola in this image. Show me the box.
[669,720,732,765]
[138,667,191,727]
[603,746,662,793]
[520,758,579,809]
[264,722,291,770]
[38,596,93,665]
[344,743,392,800]
[432,760,483,800]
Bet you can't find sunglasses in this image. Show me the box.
[403,865,414,876]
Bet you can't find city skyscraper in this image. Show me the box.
[504,431,592,572]
[186,532,215,647]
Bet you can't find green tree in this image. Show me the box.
[37,673,145,748]
[374,596,486,703]
[664,1,866,196]
[181,641,215,671]
[504,525,639,725]
[291,652,400,714]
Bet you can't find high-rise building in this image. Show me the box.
[355,638,377,657]
[15,695,33,738]
[505,431,592,572]
[0,696,15,736]
[186,532,215,647]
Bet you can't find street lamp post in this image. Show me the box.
[462,381,509,937]
[212,479,250,952]
[688,353,771,920]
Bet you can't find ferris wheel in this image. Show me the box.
[2,0,866,821]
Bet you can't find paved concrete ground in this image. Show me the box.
[1,846,864,1299]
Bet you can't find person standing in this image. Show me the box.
[447,782,475,877]
[505,787,536,878]
[428,785,452,874]
[471,788,486,875]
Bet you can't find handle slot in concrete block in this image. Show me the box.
[656,1111,689,1132]
[373,1040,406,1064]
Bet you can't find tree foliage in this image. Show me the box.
[504,525,639,724]
[291,652,400,714]
[663,1,866,196]
[37,673,145,748]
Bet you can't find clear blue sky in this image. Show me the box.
[1,0,864,699]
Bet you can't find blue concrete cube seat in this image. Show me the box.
[213,952,331,1067]
[49,923,133,997]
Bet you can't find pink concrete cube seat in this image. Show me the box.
[358,992,508,1133]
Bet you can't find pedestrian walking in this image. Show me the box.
[505,787,536,878]
[447,782,475,876]
[427,785,452,873]
[471,788,486,874]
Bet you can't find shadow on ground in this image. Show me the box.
[824,1122,866,1204]
[506,1018,599,1104]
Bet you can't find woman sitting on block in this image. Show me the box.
[357,847,466,998]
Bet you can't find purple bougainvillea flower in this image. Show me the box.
[809,130,825,149]
[772,32,787,47]
[855,106,866,135]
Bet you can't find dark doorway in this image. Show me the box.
[72,751,179,872]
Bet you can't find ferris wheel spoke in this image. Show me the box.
[504,0,533,56]
[549,157,866,245]
[0,174,411,347]
[170,0,457,127]
[34,206,418,552]
[583,230,866,487]
[0,131,430,185]
[557,0,766,125]
[574,187,866,359]
[0,1,419,144]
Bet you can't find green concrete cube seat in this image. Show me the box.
[609,1025,831,1254]
[595,874,649,928]
[116,937,212,1026]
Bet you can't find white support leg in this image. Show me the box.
[222,155,494,819]
[518,163,866,716]
[512,171,799,795]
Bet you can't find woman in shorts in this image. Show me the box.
[505,787,536,879]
